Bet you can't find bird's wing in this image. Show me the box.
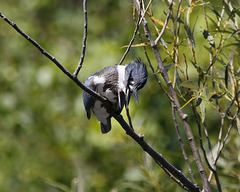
[83,76,96,119]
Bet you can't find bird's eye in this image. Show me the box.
[129,76,134,85]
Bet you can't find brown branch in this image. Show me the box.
[0,11,107,106]
[73,0,88,77]
[172,104,197,185]
[118,0,153,65]
[114,114,200,192]
[153,0,173,46]
[118,16,141,65]
[190,100,222,192]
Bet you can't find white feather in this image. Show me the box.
[93,100,109,125]
[117,65,127,93]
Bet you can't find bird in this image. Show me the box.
[83,59,148,134]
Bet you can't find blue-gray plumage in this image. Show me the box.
[83,59,148,134]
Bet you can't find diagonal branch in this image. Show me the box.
[114,114,200,192]
[0,11,106,105]
[118,0,153,65]
[153,0,173,46]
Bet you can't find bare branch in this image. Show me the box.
[113,114,200,192]
[172,104,197,185]
[118,0,153,65]
[118,16,141,65]
[0,11,107,106]
[153,0,173,46]
[73,0,88,77]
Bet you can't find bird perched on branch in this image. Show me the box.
[83,59,148,134]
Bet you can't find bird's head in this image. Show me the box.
[125,59,148,108]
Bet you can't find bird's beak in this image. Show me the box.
[126,88,139,109]
[132,89,139,103]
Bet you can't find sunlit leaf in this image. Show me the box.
[209,92,226,102]
[121,42,150,48]
[180,80,198,90]
[218,96,226,112]
[149,15,170,30]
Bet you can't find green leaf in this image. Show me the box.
[209,92,226,102]
[198,67,204,87]
[225,65,228,89]
[175,68,182,93]
[180,80,198,90]
[197,100,206,123]
[203,45,214,54]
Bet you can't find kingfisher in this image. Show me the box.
[83,59,148,134]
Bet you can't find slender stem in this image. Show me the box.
[118,16,141,65]
[153,0,173,46]
[118,0,153,65]
[0,11,107,105]
[73,0,88,77]
[114,114,200,192]
[172,104,197,184]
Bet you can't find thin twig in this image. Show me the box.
[172,104,197,185]
[214,108,239,165]
[214,91,240,164]
[0,11,107,106]
[155,160,191,192]
[153,0,173,46]
[125,98,134,130]
[118,17,141,65]
[190,100,222,192]
[73,0,88,77]
[118,0,153,65]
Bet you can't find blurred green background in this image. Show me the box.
[0,0,239,191]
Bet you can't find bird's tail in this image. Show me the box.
[100,118,111,134]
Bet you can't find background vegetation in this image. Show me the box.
[0,0,239,191]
